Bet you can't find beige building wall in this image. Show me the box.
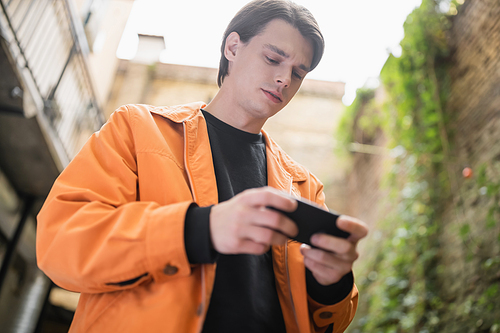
[87,1,134,107]
[264,81,348,212]
[147,64,220,107]
[106,58,348,211]
[74,0,135,108]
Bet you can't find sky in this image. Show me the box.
[116,0,423,105]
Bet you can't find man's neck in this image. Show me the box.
[203,89,266,134]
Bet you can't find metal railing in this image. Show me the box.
[0,0,104,159]
[0,1,105,331]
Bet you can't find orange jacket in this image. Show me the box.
[37,103,358,333]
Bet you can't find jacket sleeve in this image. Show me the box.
[307,177,359,333]
[36,105,193,294]
[308,287,359,333]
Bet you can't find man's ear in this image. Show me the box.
[224,32,241,62]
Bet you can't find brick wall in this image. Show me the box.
[436,0,500,328]
[347,0,500,329]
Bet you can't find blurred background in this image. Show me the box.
[0,0,498,332]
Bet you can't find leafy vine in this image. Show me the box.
[339,0,500,331]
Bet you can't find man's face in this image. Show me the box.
[224,19,314,122]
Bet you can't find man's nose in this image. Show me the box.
[275,71,291,88]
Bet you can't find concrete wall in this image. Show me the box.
[85,0,135,107]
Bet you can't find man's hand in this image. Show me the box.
[300,216,368,286]
[210,187,299,255]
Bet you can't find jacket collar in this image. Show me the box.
[149,102,207,123]
[262,130,308,183]
[150,102,308,182]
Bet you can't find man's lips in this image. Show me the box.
[262,89,283,103]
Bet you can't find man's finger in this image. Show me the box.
[247,207,299,238]
[303,257,345,285]
[242,224,289,246]
[240,187,297,212]
[310,234,353,255]
[301,245,353,272]
[238,239,270,255]
[337,215,368,242]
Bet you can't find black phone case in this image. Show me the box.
[269,199,350,246]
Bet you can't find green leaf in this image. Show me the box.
[459,224,470,239]
[485,284,499,298]
[477,164,487,186]
[487,207,497,228]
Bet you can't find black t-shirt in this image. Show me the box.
[200,110,286,333]
[183,110,353,332]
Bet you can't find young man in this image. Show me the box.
[37,0,368,332]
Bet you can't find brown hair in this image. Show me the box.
[217,0,325,87]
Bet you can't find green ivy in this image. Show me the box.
[339,0,494,332]
[336,87,376,156]
[340,0,500,330]
[477,164,500,232]
[343,0,500,330]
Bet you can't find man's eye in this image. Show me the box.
[293,71,303,80]
[266,57,279,64]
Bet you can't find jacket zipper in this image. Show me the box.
[182,121,207,333]
[285,243,300,331]
[183,122,197,202]
[285,178,300,331]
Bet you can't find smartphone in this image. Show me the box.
[268,199,350,246]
